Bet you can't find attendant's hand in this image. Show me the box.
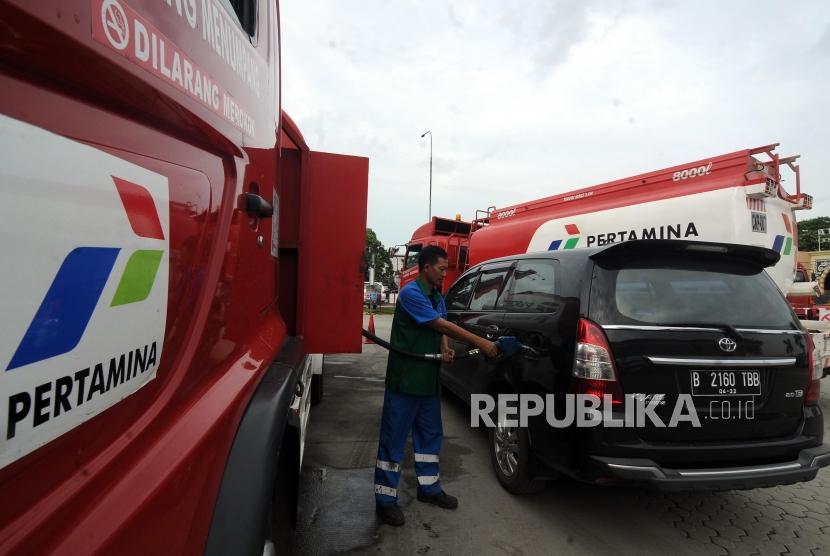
[479,340,499,359]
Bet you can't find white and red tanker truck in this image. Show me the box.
[399,144,830,372]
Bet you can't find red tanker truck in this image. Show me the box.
[0,1,368,553]
[399,144,830,370]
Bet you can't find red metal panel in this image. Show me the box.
[0,0,285,553]
[298,152,368,353]
[279,147,303,246]
[486,148,759,222]
[279,250,300,336]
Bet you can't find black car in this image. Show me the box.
[441,240,830,493]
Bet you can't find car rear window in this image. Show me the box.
[590,255,800,329]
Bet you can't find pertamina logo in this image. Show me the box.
[547,221,700,249]
[0,113,169,470]
[772,214,794,256]
[547,224,580,251]
[7,178,164,370]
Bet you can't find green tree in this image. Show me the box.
[797,216,830,251]
[364,228,395,285]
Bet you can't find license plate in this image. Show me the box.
[690,370,761,397]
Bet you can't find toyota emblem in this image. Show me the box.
[718,337,737,353]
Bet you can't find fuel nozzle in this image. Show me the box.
[495,336,521,357]
[495,336,540,358]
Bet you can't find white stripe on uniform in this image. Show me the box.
[376,459,401,472]
[375,485,397,497]
[414,453,439,463]
[417,475,440,486]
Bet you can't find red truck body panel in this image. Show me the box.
[278,114,369,353]
[0,1,367,553]
[301,151,369,352]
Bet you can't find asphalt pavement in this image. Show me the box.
[291,313,830,556]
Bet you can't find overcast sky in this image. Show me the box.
[280,0,830,249]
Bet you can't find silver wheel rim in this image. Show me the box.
[493,419,519,478]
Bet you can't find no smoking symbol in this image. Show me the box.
[101,0,129,51]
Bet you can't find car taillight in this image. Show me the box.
[573,318,623,405]
[806,333,821,405]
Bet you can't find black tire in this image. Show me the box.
[310,371,323,406]
[489,413,546,495]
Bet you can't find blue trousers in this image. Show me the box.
[374,389,443,506]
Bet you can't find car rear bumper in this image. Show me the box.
[590,444,830,491]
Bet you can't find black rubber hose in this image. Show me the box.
[361,329,480,360]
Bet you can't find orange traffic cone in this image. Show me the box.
[363,312,376,344]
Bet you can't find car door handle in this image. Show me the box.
[244,192,273,218]
[485,324,500,340]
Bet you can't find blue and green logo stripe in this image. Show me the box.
[7,178,164,370]
[772,214,793,256]
[548,224,580,251]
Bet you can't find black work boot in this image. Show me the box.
[417,490,458,510]
[376,502,405,526]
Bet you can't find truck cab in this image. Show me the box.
[399,216,472,294]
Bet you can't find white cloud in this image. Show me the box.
[280,0,830,248]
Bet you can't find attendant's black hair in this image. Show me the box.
[418,245,448,272]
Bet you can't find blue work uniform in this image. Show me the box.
[374,276,447,506]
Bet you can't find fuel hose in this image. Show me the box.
[361,329,480,360]
[360,329,540,360]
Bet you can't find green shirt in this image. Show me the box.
[385,277,446,396]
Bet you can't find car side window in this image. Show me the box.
[445,272,478,311]
[497,260,559,313]
[469,268,510,311]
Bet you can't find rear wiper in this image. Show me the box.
[656,322,744,341]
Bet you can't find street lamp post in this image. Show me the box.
[421,130,432,220]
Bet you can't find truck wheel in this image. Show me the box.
[489,414,546,495]
[310,371,323,406]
